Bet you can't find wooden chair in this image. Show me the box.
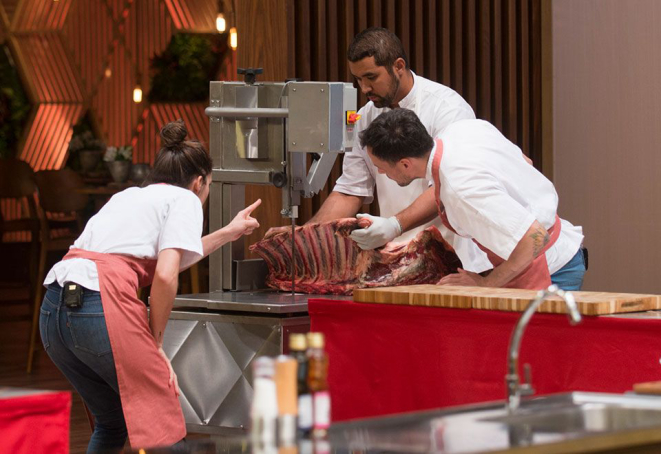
[27,168,89,373]
[0,159,40,308]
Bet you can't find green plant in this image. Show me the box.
[0,44,31,159]
[148,33,228,102]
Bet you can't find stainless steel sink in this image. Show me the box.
[483,392,661,434]
[329,392,661,453]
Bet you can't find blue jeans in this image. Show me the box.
[551,248,587,291]
[40,283,126,453]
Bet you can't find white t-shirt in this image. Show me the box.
[426,119,584,274]
[44,184,205,291]
[334,72,491,272]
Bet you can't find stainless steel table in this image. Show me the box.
[165,291,349,434]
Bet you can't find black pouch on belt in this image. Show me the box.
[63,282,83,308]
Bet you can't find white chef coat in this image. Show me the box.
[44,184,204,291]
[426,119,584,274]
[334,72,491,272]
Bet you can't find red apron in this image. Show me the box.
[431,139,561,290]
[63,248,186,448]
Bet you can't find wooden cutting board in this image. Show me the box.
[633,381,661,395]
[352,285,661,315]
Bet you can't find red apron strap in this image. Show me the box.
[431,139,461,236]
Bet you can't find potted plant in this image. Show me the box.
[69,131,106,173]
[104,145,133,184]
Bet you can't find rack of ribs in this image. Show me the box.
[249,218,462,295]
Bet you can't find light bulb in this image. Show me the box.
[229,27,237,50]
[133,85,143,103]
[216,13,226,33]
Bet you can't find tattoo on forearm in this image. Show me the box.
[530,227,550,257]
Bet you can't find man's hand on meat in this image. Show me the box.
[350,214,402,250]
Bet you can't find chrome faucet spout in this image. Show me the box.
[506,285,582,413]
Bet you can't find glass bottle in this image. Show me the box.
[306,332,330,439]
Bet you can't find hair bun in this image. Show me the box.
[160,119,188,148]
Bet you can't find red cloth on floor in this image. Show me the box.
[0,390,71,454]
[309,299,661,422]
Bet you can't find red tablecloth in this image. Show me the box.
[0,389,71,454]
[309,299,661,422]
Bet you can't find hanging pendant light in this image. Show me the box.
[216,13,226,33]
[229,27,238,50]
[133,85,143,103]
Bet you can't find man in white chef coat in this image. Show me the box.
[355,108,586,290]
[309,27,491,273]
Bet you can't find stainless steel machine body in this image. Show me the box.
[167,73,358,434]
[206,78,357,291]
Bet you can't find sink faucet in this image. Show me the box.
[506,285,582,413]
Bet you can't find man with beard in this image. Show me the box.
[310,27,490,273]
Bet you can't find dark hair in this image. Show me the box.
[347,27,409,70]
[359,109,433,163]
[143,119,213,188]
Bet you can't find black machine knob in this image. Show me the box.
[238,67,263,85]
[271,171,287,188]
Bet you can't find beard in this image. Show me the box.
[370,72,401,108]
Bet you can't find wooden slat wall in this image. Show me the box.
[2,0,222,175]
[63,0,115,96]
[124,0,174,98]
[134,103,208,164]
[1,0,231,236]
[284,0,543,223]
[163,0,216,32]
[11,0,72,31]
[0,0,19,23]
[93,40,141,148]
[19,104,84,171]
[13,33,83,104]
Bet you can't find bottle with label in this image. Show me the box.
[274,355,298,448]
[290,333,313,437]
[307,332,330,439]
[250,356,278,448]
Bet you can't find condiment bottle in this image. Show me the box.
[251,356,278,447]
[275,355,298,447]
[290,333,313,437]
[306,332,330,438]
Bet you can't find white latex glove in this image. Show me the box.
[350,214,402,250]
[158,347,180,397]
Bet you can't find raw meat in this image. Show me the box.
[249,218,461,295]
